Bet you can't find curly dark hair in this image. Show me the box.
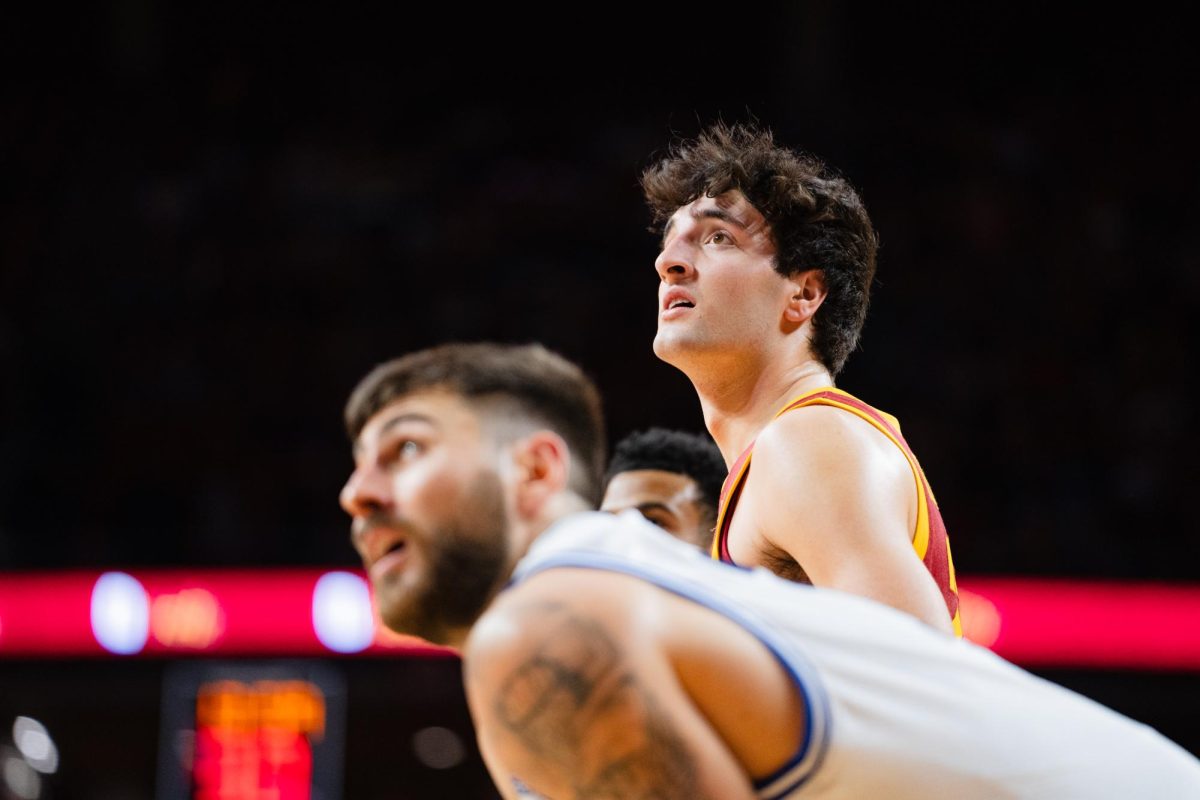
[604,428,728,527]
[345,342,607,506]
[641,122,879,376]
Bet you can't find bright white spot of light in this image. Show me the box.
[312,572,374,653]
[90,572,150,655]
[412,726,465,770]
[13,717,58,775]
[2,755,40,800]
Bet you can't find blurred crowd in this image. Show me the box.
[2,5,1196,578]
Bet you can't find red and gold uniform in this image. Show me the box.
[713,387,961,635]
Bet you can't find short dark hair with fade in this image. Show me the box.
[345,342,607,506]
[605,428,728,523]
[641,122,879,376]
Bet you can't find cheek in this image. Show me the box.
[713,268,775,312]
[397,458,467,514]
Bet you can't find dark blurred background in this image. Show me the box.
[2,3,1198,797]
[3,4,1197,578]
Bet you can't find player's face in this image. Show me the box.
[600,469,712,550]
[340,391,511,645]
[653,191,789,366]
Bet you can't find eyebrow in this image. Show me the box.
[354,412,438,456]
[661,206,745,247]
[635,501,676,517]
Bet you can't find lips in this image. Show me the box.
[369,541,409,582]
[660,288,696,318]
[355,521,412,581]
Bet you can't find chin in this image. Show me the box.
[381,604,442,643]
[376,584,422,635]
[654,330,715,367]
[376,597,414,636]
[653,331,687,363]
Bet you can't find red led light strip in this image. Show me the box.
[959,578,1200,669]
[0,569,449,658]
[0,570,1197,669]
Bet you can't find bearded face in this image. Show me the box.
[341,391,515,645]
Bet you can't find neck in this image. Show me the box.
[689,355,834,465]
[513,492,593,559]
[444,491,591,651]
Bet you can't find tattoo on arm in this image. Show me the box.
[494,606,714,800]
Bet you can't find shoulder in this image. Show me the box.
[752,402,894,480]
[743,399,917,550]
[460,568,680,797]
[463,567,660,694]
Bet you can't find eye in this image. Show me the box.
[382,438,424,467]
[640,509,677,532]
[708,231,732,245]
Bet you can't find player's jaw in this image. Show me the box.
[353,476,511,645]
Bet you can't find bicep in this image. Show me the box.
[465,582,758,800]
[811,536,954,633]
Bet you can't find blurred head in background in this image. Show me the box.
[601,427,727,550]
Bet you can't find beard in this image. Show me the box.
[375,469,510,645]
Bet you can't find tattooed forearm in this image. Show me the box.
[493,608,713,800]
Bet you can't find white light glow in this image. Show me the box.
[2,755,40,800]
[90,572,150,655]
[12,718,57,775]
[311,572,374,653]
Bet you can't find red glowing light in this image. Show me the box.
[1,570,1198,669]
[191,680,325,800]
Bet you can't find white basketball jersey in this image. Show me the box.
[507,511,1200,799]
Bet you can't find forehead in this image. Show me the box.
[669,190,762,225]
[663,190,770,243]
[355,390,481,448]
[603,469,702,507]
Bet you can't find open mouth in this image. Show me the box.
[369,538,410,581]
[662,289,697,314]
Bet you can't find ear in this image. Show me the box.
[509,431,572,518]
[783,269,827,326]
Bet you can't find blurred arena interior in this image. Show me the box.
[1,3,1197,798]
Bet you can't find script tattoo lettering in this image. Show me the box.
[494,606,711,800]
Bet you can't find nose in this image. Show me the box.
[340,463,392,520]
[655,236,695,283]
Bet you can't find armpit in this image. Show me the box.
[761,543,812,585]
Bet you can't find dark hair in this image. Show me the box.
[641,122,879,376]
[345,342,607,506]
[605,428,727,523]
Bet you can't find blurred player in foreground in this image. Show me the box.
[340,342,1200,800]
[600,427,726,550]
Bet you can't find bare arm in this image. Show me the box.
[747,406,954,632]
[463,572,758,800]
[476,735,527,800]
